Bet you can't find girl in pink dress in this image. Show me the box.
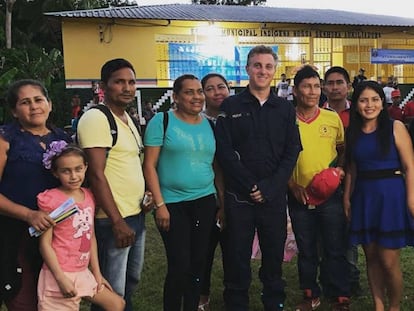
[37,141,125,311]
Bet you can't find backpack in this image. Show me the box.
[75,104,142,148]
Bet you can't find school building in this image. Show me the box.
[47,4,414,109]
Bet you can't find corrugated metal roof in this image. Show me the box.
[45,4,414,27]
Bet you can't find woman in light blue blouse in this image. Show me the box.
[143,74,219,311]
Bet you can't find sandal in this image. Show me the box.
[198,298,210,311]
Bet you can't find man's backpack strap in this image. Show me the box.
[130,116,143,137]
[91,104,118,147]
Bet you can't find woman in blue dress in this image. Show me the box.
[0,79,70,310]
[343,80,414,311]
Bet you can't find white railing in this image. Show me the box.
[402,87,414,108]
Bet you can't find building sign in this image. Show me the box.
[261,29,380,38]
[191,27,381,39]
[371,49,414,64]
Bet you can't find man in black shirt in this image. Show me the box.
[215,45,302,311]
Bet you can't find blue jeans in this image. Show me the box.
[223,191,287,311]
[91,213,146,311]
[288,190,350,299]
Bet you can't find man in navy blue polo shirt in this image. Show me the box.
[215,45,302,311]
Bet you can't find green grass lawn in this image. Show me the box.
[3,216,414,311]
[130,216,414,311]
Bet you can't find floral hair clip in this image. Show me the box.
[42,140,69,169]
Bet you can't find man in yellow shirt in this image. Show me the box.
[288,65,350,311]
[77,58,150,311]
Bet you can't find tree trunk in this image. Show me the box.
[6,0,17,49]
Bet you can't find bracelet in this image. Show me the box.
[155,201,165,209]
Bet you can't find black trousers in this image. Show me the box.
[223,191,287,311]
[200,208,228,296]
[159,194,216,311]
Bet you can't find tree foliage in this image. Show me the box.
[192,0,266,5]
[0,45,65,123]
[0,0,136,126]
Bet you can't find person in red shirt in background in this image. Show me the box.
[403,94,414,126]
[387,89,404,122]
[70,95,81,119]
[322,66,351,128]
[323,66,364,298]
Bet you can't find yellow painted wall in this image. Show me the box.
[63,19,246,82]
[62,19,159,81]
[61,18,414,86]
